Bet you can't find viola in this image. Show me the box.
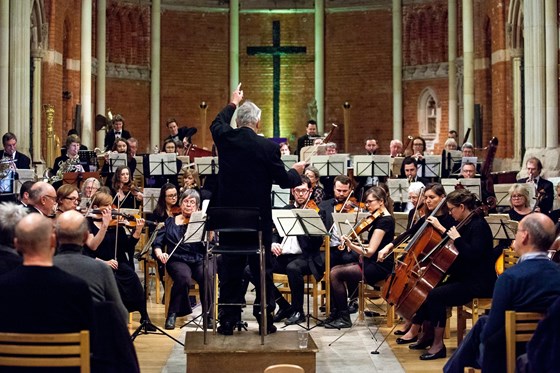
[335,197,365,213]
[169,205,181,216]
[338,209,383,251]
[304,199,320,212]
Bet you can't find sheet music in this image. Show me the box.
[108,153,127,173]
[485,214,517,240]
[148,153,177,176]
[332,212,370,240]
[272,209,327,237]
[440,178,481,199]
[142,188,160,213]
[387,178,410,204]
[392,156,404,178]
[280,155,298,172]
[183,211,206,243]
[353,155,392,178]
[194,156,219,175]
[418,155,441,178]
[271,185,291,208]
[293,209,328,236]
[393,211,409,236]
[309,154,348,176]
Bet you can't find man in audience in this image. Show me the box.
[443,213,560,373]
[17,180,35,207]
[54,210,128,324]
[0,213,93,334]
[0,202,27,274]
[27,181,58,217]
[517,156,554,214]
[2,132,31,169]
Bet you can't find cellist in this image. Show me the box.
[394,189,495,361]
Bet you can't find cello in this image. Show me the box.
[381,198,447,306]
[394,202,491,320]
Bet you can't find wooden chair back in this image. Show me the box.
[505,310,544,373]
[264,363,305,373]
[0,330,90,372]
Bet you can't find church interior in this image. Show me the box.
[2,0,560,372]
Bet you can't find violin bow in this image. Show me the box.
[343,219,367,254]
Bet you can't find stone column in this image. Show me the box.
[96,0,106,149]
[315,0,325,134]
[81,0,93,148]
[150,0,161,151]
[462,0,474,137]
[31,56,42,161]
[230,0,239,94]
[392,0,402,141]
[9,0,31,154]
[0,0,9,136]
[512,56,522,162]
[523,0,534,147]
[532,0,546,148]
[448,0,457,133]
[545,0,557,148]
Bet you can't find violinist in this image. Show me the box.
[304,166,325,205]
[112,165,142,209]
[270,175,325,325]
[395,189,495,361]
[55,184,81,216]
[152,189,213,330]
[322,186,394,329]
[517,157,554,214]
[318,175,360,268]
[84,191,156,330]
[79,177,100,210]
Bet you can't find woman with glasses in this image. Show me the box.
[508,183,532,221]
[55,184,80,216]
[394,189,495,361]
[304,165,325,205]
[152,189,214,329]
[321,186,395,329]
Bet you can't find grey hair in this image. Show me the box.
[28,182,49,203]
[180,188,201,207]
[408,182,425,196]
[0,202,29,246]
[236,101,261,128]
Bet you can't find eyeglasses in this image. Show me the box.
[64,196,81,203]
[365,198,377,204]
[166,194,178,198]
[413,143,423,146]
[183,199,197,206]
[511,195,524,199]
[448,205,459,212]
[294,188,310,194]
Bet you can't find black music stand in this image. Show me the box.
[272,208,328,331]
[78,150,98,172]
[107,153,127,173]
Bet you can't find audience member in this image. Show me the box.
[0,202,26,274]
[27,181,58,217]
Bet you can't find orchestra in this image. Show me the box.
[3,118,560,369]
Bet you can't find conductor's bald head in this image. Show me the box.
[14,214,55,264]
[55,210,88,246]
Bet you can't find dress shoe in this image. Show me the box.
[325,311,352,329]
[394,326,410,336]
[217,321,234,336]
[419,346,447,360]
[364,310,381,317]
[395,336,418,345]
[259,323,277,335]
[284,311,305,326]
[164,314,176,330]
[348,299,359,314]
[409,338,434,350]
[140,319,158,332]
[273,306,294,323]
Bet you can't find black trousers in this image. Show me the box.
[272,254,314,313]
[166,259,214,317]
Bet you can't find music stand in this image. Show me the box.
[142,188,160,214]
[79,150,98,172]
[300,144,326,160]
[393,212,409,236]
[331,212,371,242]
[310,154,348,177]
[418,155,441,179]
[271,185,291,208]
[353,155,392,180]
[440,178,482,199]
[134,156,144,180]
[108,152,127,173]
[280,155,298,172]
[195,156,219,176]
[272,209,327,330]
[443,150,463,176]
[391,157,404,178]
[148,153,177,177]
[493,184,515,209]
[387,179,410,206]
[485,214,518,241]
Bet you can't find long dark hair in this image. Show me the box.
[153,183,178,219]
[112,166,132,191]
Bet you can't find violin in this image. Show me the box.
[338,209,383,251]
[303,199,320,212]
[335,197,365,213]
[88,209,156,228]
[169,205,181,216]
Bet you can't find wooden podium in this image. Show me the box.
[184,330,318,373]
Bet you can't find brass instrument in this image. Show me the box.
[397,136,414,157]
[50,155,84,183]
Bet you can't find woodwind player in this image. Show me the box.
[517,157,554,214]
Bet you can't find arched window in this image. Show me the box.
[417,88,440,143]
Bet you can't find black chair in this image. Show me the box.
[203,207,267,345]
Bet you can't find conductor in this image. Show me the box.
[210,83,306,335]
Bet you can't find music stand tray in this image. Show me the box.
[309,155,348,177]
[108,153,127,173]
[142,188,160,213]
[332,212,370,242]
[271,185,291,208]
[391,157,404,178]
[272,209,328,238]
[194,157,219,176]
[387,179,410,204]
[148,154,177,176]
[418,155,441,178]
[441,178,482,199]
[485,214,518,241]
[393,212,409,237]
[353,155,392,178]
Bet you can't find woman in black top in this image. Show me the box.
[396,189,496,361]
[323,186,395,329]
[152,189,214,330]
[111,165,143,209]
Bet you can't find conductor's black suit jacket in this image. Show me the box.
[210,103,301,246]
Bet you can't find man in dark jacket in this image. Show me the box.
[210,83,306,335]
